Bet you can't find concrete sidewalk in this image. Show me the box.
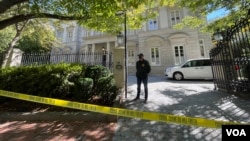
[112,76,250,141]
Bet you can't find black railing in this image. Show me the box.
[21,52,113,72]
[210,10,250,95]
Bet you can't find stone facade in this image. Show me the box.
[53,22,85,54]
[54,6,213,76]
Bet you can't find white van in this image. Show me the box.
[165,58,213,80]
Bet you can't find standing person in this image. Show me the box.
[133,53,151,103]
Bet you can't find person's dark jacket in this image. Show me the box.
[136,59,151,79]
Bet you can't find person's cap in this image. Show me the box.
[137,53,144,57]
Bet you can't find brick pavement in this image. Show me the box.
[0,120,116,141]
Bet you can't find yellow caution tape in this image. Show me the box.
[0,90,246,128]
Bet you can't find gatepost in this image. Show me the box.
[113,46,125,102]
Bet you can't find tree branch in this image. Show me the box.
[0,13,90,30]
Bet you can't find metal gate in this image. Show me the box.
[210,10,250,95]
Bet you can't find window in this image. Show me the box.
[95,31,103,36]
[174,46,185,65]
[148,19,158,30]
[151,47,160,65]
[128,50,135,66]
[185,60,211,67]
[86,31,90,37]
[67,31,73,42]
[127,29,135,35]
[56,30,63,41]
[68,31,73,38]
[203,60,211,66]
[86,30,93,37]
[170,10,181,25]
[199,39,206,57]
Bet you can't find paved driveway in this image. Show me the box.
[112,76,250,141]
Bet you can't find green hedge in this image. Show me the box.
[0,63,118,106]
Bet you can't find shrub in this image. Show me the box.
[84,65,110,95]
[83,65,118,106]
[84,65,110,83]
[0,63,118,106]
[0,63,83,98]
[71,77,93,102]
[95,74,119,106]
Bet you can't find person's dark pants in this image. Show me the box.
[136,77,148,100]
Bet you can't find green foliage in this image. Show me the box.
[82,65,118,106]
[0,52,5,67]
[1,0,249,34]
[0,63,83,97]
[0,26,15,52]
[16,21,60,53]
[70,77,93,102]
[16,36,47,52]
[1,0,177,34]
[176,0,250,33]
[84,65,110,85]
[205,10,249,33]
[173,16,206,30]
[0,63,118,106]
[95,75,119,106]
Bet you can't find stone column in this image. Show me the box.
[113,46,125,100]
[106,42,110,63]
[91,44,95,64]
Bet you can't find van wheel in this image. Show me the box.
[173,72,183,80]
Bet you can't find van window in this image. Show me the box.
[182,61,191,67]
[182,59,211,68]
[186,60,201,67]
[203,60,211,66]
[191,60,211,67]
[182,60,199,67]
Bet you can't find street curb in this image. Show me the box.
[0,111,118,122]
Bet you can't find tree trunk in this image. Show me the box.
[1,35,20,68]
[1,21,28,68]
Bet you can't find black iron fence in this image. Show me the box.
[210,10,250,95]
[21,52,113,72]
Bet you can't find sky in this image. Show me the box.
[207,8,229,22]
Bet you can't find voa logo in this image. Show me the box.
[226,129,246,136]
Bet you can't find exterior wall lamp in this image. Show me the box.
[87,44,92,52]
[117,32,124,46]
[213,30,224,42]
